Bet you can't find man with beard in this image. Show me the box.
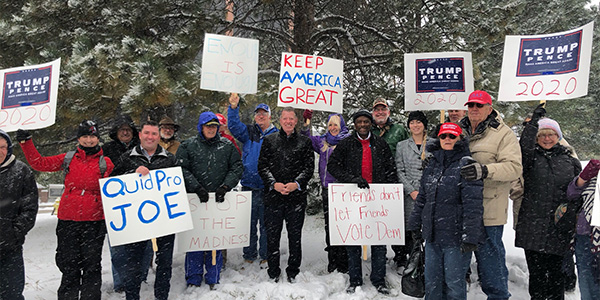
[158,116,180,155]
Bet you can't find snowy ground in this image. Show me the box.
[23,200,582,300]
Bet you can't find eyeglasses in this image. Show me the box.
[467,103,485,108]
[373,107,389,112]
[538,133,558,139]
[439,133,458,140]
[255,111,269,117]
[160,125,175,131]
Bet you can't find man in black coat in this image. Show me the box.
[0,129,38,300]
[258,107,314,283]
[327,109,398,295]
[111,120,178,300]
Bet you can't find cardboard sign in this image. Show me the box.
[278,53,343,113]
[0,59,60,132]
[404,52,474,111]
[177,191,251,252]
[100,167,193,246]
[328,183,404,246]
[200,33,259,94]
[498,22,594,102]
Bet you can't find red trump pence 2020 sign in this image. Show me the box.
[278,53,344,113]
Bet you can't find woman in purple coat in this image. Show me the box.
[302,110,351,273]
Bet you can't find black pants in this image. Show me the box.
[525,249,565,300]
[265,201,306,280]
[322,187,348,273]
[0,246,24,300]
[392,231,414,266]
[122,234,175,300]
[56,220,106,300]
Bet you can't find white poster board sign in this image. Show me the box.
[200,33,259,94]
[404,52,473,111]
[498,22,594,102]
[177,191,251,252]
[0,59,61,132]
[278,53,343,113]
[99,167,193,246]
[328,183,404,246]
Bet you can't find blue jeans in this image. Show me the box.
[242,187,267,261]
[424,242,471,300]
[575,234,600,300]
[0,246,25,300]
[347,245,387,287]
[474,225,510,300]
[110,240,153,291]
[185,250,223,285]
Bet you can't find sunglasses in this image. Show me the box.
[439,133,458,140]
[467,103,485,108]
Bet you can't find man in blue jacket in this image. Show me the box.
[228,94,278,265]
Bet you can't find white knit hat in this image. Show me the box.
[538,118,562,140]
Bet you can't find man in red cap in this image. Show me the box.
[458,90,522,300]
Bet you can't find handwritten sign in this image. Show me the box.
[404,52,474,111]
[99,167,193,246]
[328,183,404,246]
[498,22,594,102]
[200,33,259,94]
[0,59,60,132]
[278,53,343,113]
[177,191,251,252]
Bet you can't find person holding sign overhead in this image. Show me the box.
[327,109,398,295]
[408,122,484,299]
[16,121,114,300]
[110,120,178,300]
[177,111,242,289]
[258,107,314,283]
[228,94,278,266]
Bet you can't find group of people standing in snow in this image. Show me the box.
[1,88,600,300]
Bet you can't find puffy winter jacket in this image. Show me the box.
[0,155,38,250]
[228,105,278,189]
[258,129,314,205]
[515,121,581,256]
[20,139,114,221]
[176,134,242,193]
[459,110,522,226]
[408,139,485,246]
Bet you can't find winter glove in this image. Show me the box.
[460,242,478,253]
[215,185,230,203]
[460,157,488,181]
[411,230,423,242]
[580,159,600,181]
[195,186,209,203]
[303,109,313,120]
[16,129,32,143]
[530,103,546,123]
[354,177,370,189]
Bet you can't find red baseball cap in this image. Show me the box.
[465,90,492,106]
[215,113,227,126]
[438,122,463,137]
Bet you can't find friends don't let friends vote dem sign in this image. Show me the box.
[100,167,193,246]
[328,183,405,246]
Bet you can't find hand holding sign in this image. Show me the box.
[229,93,240,109]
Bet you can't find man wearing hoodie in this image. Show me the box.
[0,129,38,300]
[177,111,242,289]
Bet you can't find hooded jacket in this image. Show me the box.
[459,109,522,226]
[515,121,581,255]
[408,139,485,246]
[102,115,140,164]
[20,139,114,221]
[300,113,350,188]
[228,105,279,189]
[0,131,38,250]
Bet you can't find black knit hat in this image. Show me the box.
[407,111,428,129]
[352,109,374,124]
[77,120,100,138]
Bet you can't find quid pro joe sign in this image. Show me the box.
[100,167,193,246]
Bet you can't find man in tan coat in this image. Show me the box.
[459,90,522,300]
[158,116,181,154]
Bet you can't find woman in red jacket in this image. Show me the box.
[17,120,114,300]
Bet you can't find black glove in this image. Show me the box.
[16,129,32,143]
[460,242,478,253]
[531,103,546,123]
[215,185,230,203]
[195,186,209,203]
[411,230,422,242]
[460,157,488,181]
[354,177,370,189]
